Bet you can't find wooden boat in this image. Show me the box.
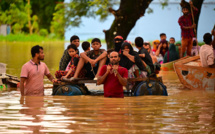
[161,56,189,71]
[161,61,175,71]
[0,63,20,88]
[174,56,215,91]
[53,76,168,96]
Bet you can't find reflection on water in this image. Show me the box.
[1,42,215,133]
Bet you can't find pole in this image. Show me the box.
[190,2,196,37]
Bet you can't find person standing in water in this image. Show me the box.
[20,45,56,96]
[97,51,128,98]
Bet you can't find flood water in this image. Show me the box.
[0,42,215,133]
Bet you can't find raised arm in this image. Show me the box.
[95,51,107,63]
[155,44,162,56]
[80,52,92,62]
[123,51,135,62]
[114,69,127,86]
[97,65,111,85]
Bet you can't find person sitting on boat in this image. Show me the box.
[143,42,161,74]
[143,41,157,64]
[59,35,80,71]
[114,35,124,54]
[81,41,91,53]
[71,38,107,80]
[175,41,182,57]
[20,45,56,96]
[119,41,147,78]
[152,40,160,54]
[55,44,86,79]
[135,37,154,76]
[155,39,169,64]
[163,43,179,63]
[200,33,215,68]
[211,27,215,56]
[191,38,200,56]
[97,51,128,98]
[160,33,167,42]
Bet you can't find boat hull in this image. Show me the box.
[174,56,215,91]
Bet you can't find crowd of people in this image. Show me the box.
[20,0,215,97]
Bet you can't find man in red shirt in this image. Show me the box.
[97,51,128,98]
[178,0,198,57]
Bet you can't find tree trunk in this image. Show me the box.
[192,0,204,37]
[180,0,204,38]
[104,0,152,49]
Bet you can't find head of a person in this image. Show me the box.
[175,41,181,46]
[143,42,151,53]
[107,48,114,57]
[109,51,120,65]
[182,6,189,15]
[82,41,90,52]
[160,33,167,40]
[121,41,133,54]
[70,35,80,47]
[152,40,160,50]
[193,38,198,46]
[203,33,212,45]
[114,35,124,52]
[67,44,77,57]
[169,37,175,44]
[160,39,168,48]
[31,45,44,60]
[91,38,101,51]
[135,37,144,48]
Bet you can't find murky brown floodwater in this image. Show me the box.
[1,42,215,133]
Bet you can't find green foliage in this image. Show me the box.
[50,3,65,39]
[65,0,117,28]
[30,0,61,32]
[147,7,153,14]
[12,23,22,34]
[32,15,39,33]
[0,2,28,33]
[160,0,169,9]
[39,29,48,37]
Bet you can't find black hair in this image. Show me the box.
[144,42,150,47]
[31,45,43,58]
[107,48,114,54]
[203,33,212,44]
[70,35,79,43]
[170,37,175,41]
[182,6,189,10]
[160,33,166,37]
[91,38,101,44]
[135,37,144,47]
[82,41,90,51]
[67,44,77,51]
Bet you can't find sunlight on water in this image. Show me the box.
[0,42,215,133]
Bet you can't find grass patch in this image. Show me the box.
[0,33,63,42]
